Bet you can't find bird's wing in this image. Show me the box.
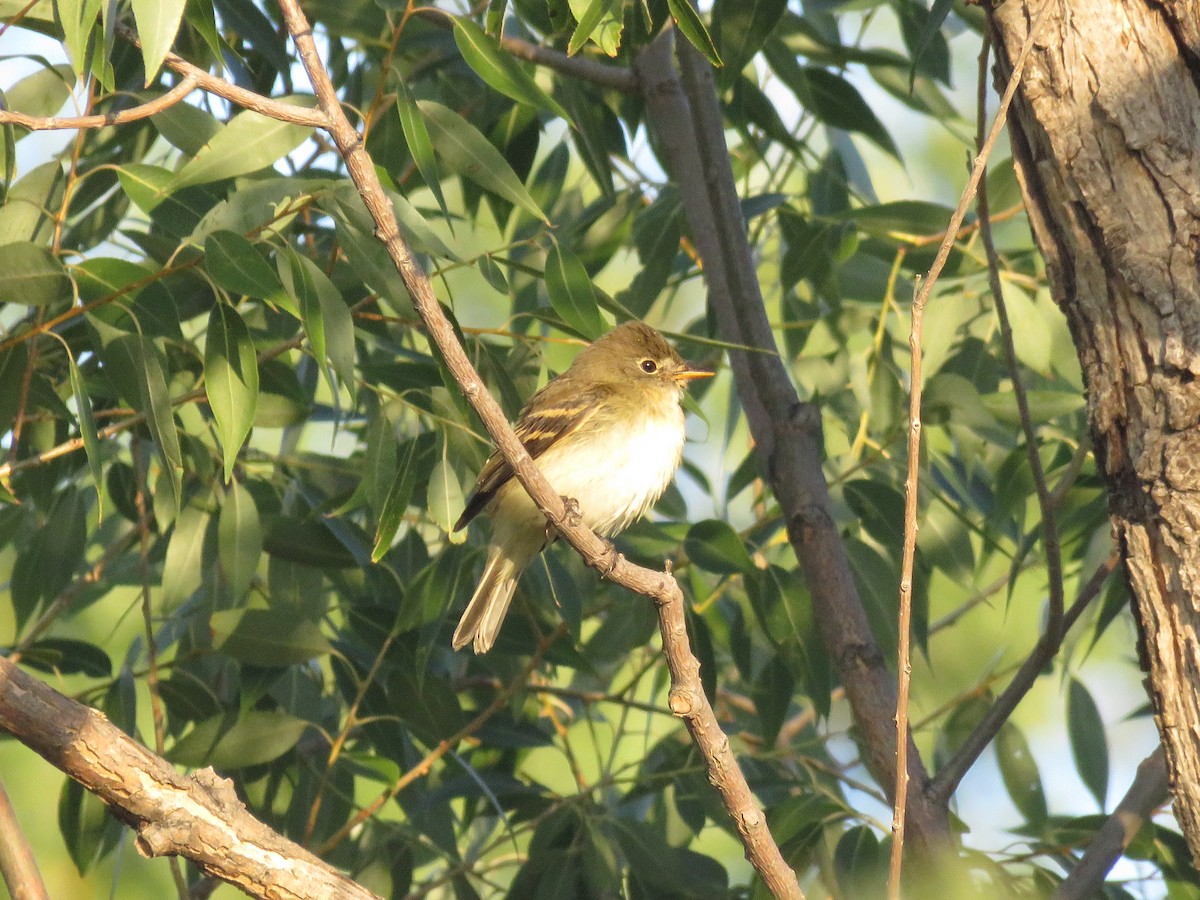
[453,383,609,531]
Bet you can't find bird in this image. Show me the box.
[451,321,713,653]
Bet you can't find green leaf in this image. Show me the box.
[162,504,211,611]
[205,303,259,481]
[210,608,331,666]
[453,17,572,122]
[218,479,262,601]
[996,722,1048,825]
[282,249,349,398]
[544,243,606,339]
[372,434,422,562]
[795,68,900,160]
[66,352,104,520]
[568,0,623,57]
[1068,678,1109,810]
[22,638,112,677]
[713,0,786,83]
[685,519,755,575]
[0,162,64,246]
[667,0,723,67]
[395,84,449,222]
[0,242,71,306]
[59,778,120,875]
[169,710,308,768]
[418,100,548,223]
[169,102,315,192]
[109,335,183,513]
[131,0,186,83]
[427,455,466,543]
[204,230,285,300]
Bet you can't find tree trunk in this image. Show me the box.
[989,0,1200,866]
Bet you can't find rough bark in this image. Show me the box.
[989,0,1200,866]
[0,658,379,900]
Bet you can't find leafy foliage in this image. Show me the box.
[0,0,1184,896]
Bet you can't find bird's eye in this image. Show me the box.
[640,359,658,374]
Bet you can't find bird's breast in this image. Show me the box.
[510,406,686,538]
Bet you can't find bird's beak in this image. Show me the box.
[672,364,715,383]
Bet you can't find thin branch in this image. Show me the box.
[0,75,199,130]
[0,658,381,900]
[1055,746,1169,900]
[929,553,1119,803]
[115,24,329,128]
[499,36,637,92]
[273,3,799,892]
[888,269,927,894]
[0,777,47,900]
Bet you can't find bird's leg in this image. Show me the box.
[664,558,674,576]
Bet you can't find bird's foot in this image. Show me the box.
[560,495,583,528]
[600,544,624,579]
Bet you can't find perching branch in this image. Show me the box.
[0,658,380,900]
[271,1,801,895]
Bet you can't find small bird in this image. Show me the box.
[451,321,713,653]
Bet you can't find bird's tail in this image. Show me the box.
[452,547,524,653]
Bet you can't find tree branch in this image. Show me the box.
[1055,746,1169,900]
[271,1,801,895]
[635,27,952,849]
[499,36,637,92]
[0,75,199,130]
[115,24,329,128]
[0,658,380,900]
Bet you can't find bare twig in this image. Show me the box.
[0,75,199,130]
[0,778,47,900]
[888,271,927,895]
[1055,746,1169,900]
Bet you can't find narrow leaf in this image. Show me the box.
[453,17,572,122]
[418,100,548,223]
[66,353,104,520]
[0,242,71,307]
[667,0,723,67]
[170,102,315,192]
[1068,678,1110,809]
[427,454,466,544]
[204,230,284,300]
[218,479,262,601]
[544,243,606,339]
[130,0,186,83]
[396,84,449,222]
[204,303,259,481]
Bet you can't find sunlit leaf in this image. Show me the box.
[418,100,547,223]
[453,17,571,122]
